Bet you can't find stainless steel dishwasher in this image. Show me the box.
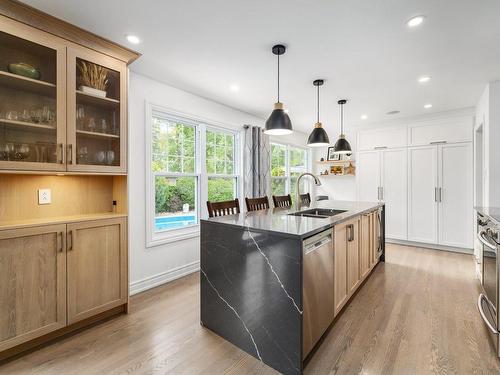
[302,229,334,356]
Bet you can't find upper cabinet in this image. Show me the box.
[67,47,127,173]
[0,20,66,172]
[0,14,136,174]
[357,126,407,151]
[408,117,473,146]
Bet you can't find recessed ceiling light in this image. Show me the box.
[406,15,425,28]
[386,110,400,115]
[229,84,240,92]
[418,76,431,83]
[126,35,140,44]
[424,103,433,109]
[360,114,368,120]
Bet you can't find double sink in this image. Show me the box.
[288,208,347,219]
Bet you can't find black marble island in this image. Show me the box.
[200,200,385,375]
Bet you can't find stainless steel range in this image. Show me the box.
[477,211,500,355]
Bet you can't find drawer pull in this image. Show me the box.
[67,230,73,251]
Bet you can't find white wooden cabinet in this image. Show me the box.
[438,143,473,248]
[357,127,407,151]
[408,146,438,243]
[408,143,473,248]
[408,118,472,146]
[357,149,407,240]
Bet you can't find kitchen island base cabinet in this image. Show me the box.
[334,222,349,316]
[0,225,66,352]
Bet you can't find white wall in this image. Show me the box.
[128,72,308,294]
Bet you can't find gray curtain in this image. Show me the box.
[243,125,271,198]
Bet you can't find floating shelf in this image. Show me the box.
[316,160,355,165]
[76,90,120,109]
[0,70,56,97]
[76,129,120,139]
[0,118,56,132]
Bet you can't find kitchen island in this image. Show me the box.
[200,200,385,375]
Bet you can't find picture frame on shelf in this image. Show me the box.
[327,147,340,161]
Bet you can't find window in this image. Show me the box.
[147,105,240,246]
[270,143,310,202]
[206,129,237,202]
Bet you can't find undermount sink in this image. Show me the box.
[288,208,347,219]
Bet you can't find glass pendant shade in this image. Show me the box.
[265,102,293,135]
[307,122,330,147]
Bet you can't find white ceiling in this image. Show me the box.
[22,0,500,134]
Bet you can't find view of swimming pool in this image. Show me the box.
[155,214,197,231]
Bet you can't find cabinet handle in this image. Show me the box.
[56,143,64,164]
[438,187,442,202]
[434,187,438,202]
[374,146,388,150]
[347,224,354,242]
[57,231,63,252]
[430,141,447,145]
[67,230,73,251]
[67,144,73,164]
[380,187,384,200]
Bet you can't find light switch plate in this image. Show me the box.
[38,189,51,205]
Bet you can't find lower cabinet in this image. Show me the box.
[67,218,128,324]
[0,217,127,353]
[334,211,379,317]
[0,225,66,352]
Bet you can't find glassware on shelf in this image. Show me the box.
[76,105,85,129]
[95,150,106,164]
[16,144,30,160]
[101,119,107,133]
[77,146,88,163]
[106,150,115,165]
[7,111,18,121]
[6,143,15,160]
[88,117,96,132]
[21,109,30,122]
[30,110,41,124]
[41,106,50,124]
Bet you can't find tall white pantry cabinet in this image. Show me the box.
[357,116,473,250]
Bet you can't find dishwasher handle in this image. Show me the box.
[304,233,332,255]
[478,230,497,251]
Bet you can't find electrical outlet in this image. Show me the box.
[38,189,51,205]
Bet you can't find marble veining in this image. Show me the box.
[200,268,262,361]
[246,220,303,314]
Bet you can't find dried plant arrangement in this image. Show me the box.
[77,60,109,91]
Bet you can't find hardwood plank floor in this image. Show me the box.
[1,244,499,374]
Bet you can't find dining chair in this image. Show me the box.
[245,196,270,212]
[272,194,292,208]
[299,193,311,205]
[207,198,240,218]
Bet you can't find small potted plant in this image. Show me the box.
[77,60,108,97]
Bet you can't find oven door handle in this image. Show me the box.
[478,294,498,335]
[478,230,497,251]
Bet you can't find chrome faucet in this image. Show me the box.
[296,172,321,206]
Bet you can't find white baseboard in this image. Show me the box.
[387,238,473,254]
[130,261,200,295]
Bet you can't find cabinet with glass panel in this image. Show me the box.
[67,47,127,173]
[0,19,66,171]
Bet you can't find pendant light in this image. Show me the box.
[264,44,293,135]
[307,79,330,147]
[333,99,352,154]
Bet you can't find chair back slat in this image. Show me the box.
[272,194,292,208]
[299,193,311,205]
[245,196,270,212]
[207,198,240,218]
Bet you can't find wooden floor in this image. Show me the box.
[1,244,500,375]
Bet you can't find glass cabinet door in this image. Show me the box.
[67,47,127,173]
[0,21,66,171]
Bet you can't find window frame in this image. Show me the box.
[146,103,241,247]
[270,141,311,200]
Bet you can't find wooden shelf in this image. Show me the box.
[319,173,355,177]
[76,90,120,109]
[316,160,355,165]
[76,129,120,139]
[0,212,127,231]
[0,70,56,97]
[0,118,56,132]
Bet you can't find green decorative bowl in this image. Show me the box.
[7,63,41,80]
